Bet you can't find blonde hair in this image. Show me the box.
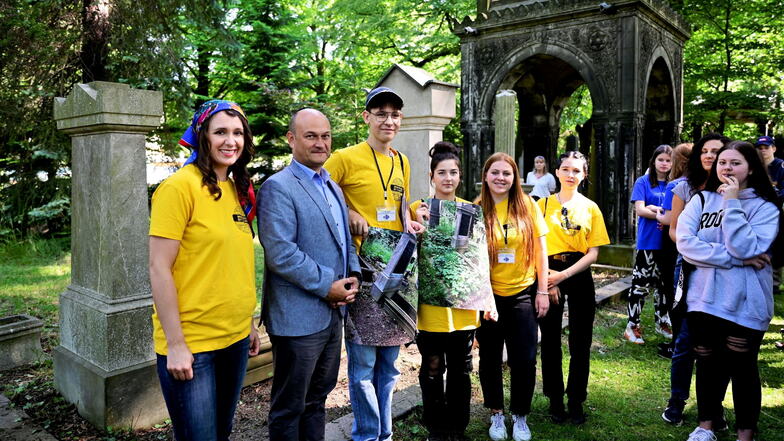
[531,155,548,174]
[479,153,535,269]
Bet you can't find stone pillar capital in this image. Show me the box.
[54,82,162,134]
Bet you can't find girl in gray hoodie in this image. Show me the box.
[676,141,780,441]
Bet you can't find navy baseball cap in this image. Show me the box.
[755,135,775,146]
[365,87,404,110]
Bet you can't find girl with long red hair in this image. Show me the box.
[476,152,550,441]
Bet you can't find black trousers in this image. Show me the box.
[689,312,765,432]
[268,310,342,441]
[477,285,539,415]
[540,253,596,405]
[416,329,475,436]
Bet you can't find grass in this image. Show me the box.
[2,238,783,440]
[0,237,266,345]
[0,237,267,441]
[394,298,784,441]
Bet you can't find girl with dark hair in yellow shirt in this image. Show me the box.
[410,142,480,441]
[537,151,609,426]
[149,101,261,441]
[476,152,550,441]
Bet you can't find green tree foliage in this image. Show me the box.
[0,0,241,238]
[676,0,784,139]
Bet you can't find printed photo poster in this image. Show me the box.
[345,227,418,346]
[418,199,494,311]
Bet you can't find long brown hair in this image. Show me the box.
[194,109,255,201]
[479,152,535,269]
[669,142,692,181]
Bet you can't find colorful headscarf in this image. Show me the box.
[179,99,256,223]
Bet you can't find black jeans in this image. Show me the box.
[477,285,539,415]
[540,253,595,405]
[689,312,765,431]
[268,309,343,441]
[416,329,475,436]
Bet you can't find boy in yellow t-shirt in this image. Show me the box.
[324,87,424,440]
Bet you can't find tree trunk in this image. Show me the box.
[195,44,211,105]
[80,0,111,82]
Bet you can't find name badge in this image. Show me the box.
[377,206,396,222]
[498,248,515,264]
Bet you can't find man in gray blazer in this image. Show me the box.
[258,108,361,441]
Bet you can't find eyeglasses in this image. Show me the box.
[370,111,402,123]
[560,207,582,235]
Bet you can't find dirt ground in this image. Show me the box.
[231,343,423,440]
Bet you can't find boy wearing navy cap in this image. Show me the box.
[324,87,424,441]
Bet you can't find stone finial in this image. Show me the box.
[53,81,162,134]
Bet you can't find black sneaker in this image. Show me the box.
[549,399,568,424]
[568,401,586,425]
[657,342,674,359]
[662,399,684,425]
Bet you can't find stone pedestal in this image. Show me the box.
[53,82,165,429]
[375,64,458,200]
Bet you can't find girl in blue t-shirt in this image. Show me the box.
[624,144,673,344]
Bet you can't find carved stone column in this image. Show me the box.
[53,82,166,429]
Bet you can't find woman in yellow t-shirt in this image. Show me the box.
[149,100,261,441]
[477,152,550,441]
[537,151,610,425]
[409,142,481,440]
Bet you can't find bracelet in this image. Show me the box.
[536,290,549,296]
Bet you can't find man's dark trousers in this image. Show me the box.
[268,309,342,441]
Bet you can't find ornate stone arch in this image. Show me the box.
[477,42,610,122]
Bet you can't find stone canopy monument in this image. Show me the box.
[455,0,689,241]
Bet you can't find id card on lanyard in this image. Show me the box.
[497,220,515,264]
[377,205,397,222]
[371,145,403,223]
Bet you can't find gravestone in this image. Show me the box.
[0,315,43,371]
[375,64,458,200]
[52,82,166,428]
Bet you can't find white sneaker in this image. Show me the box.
[512,414,532,441]
[624,322,645,344]
[686,427,717,441]
[488,412,507,441]
[656,322,674,339]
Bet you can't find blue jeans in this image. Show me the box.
[346,341,401,441]
[156,337,250,441]
[670,317,694,402]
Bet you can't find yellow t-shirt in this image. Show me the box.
[489,197,548,296]
[537,193,611,255]
[325,141,411,249]
[410,198,481,332]
[149,165,256,355]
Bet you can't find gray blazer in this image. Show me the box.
[258,163,360,337]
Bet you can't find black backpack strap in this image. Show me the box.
[428,198,441,228]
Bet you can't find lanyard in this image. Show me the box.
[496,218,509,245]
[370,145,395,200]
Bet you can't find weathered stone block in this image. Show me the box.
[54,82,162,134]
[58,288,153,371]
[53,347,166,429]
[0,315,44,371]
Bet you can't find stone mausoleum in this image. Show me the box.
[455,0,689,242]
